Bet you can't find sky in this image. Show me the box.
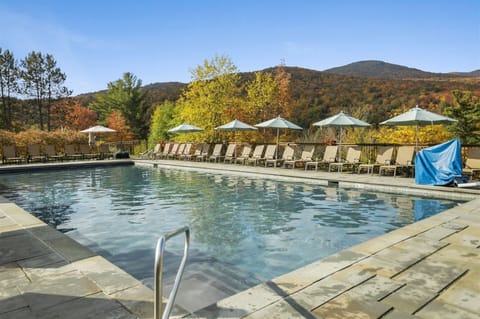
[1,0,479,95]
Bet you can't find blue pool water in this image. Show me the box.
[0,165,462,289]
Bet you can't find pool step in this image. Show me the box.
[147,252,264,314]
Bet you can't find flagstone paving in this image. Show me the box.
[0,159,479,318]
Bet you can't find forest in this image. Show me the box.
[1,48,480,149]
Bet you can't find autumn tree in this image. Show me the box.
[90,72,149,144]
[20,51,71,131]
[245,71,278,123]
[273,63,293,118]
[443,90,480,144]
[106,110,134,142]
[0,48,19,130]
[148,100,177,145]
[65,103,98,130]
[178,54,241,142]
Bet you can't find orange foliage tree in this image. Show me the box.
[65,103,98,130]
[106,111,134,142]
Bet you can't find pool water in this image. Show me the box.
[0,165,462,301]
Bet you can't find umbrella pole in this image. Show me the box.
[276,128,280,159]
[339,127,343,162]
[415,124,418,151]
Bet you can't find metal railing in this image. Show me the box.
[154,226,190,319]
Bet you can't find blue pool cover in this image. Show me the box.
[415,138,463,186]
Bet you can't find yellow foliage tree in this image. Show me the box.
[371,125,453,146]
[177,54,242,142]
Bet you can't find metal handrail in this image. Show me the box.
[154,226,190,319]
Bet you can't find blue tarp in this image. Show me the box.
[415,138,463,186]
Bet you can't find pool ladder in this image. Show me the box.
[154,226,190,319]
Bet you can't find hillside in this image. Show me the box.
[74,63,480,128]
[323,60,461,79]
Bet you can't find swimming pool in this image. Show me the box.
[0,165,463,309]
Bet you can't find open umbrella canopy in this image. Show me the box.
[215,119,257,131]
[80,125,116,133]
[380,105,456,126]
[313,112,370,161]
[380,105,457,149]
[255,116,303,130]
[167,123,203,133]
[255,116,303,159]
[312,112,370,128]
[80,125,116,146]
[215,119,257,157]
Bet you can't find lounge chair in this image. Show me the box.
[254,144,277,166]
[166,143,180,159]
[149,143,162,159]
[329,147,361,172]
[266,145,295,167]
[463,147,480,180]
[235,145,252,165]
[184,143,202,161]
[99,144,114,159]
[2,145,24,164]
[245,145,265,166]
[358,146,394,174]
[179,143,193,160]
[173,143,186,160]
[156,143,173,159]
[208,144,224,162]
[27,144,46,163]
[64,144,83,160]
[379,146,415,176]
[305,145,338,171]
[80,144,98,160]
[44,145,64,161]
[284,145,315,169]
[223,144,237,163]
[195,143,211,162]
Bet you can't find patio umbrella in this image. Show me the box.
[167,123,203,133]
[312,112,370,161]
[380,105,457,150]
[80,125,116,146]
[215,119,257,157]
[255,116,303,159]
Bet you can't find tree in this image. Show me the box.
[106,111,134,142]
[148,101,177,145]
[273,63,293,118]
[90,72,149,144]
[65,103,98,130]
[245,71,278,123]
[178,54,241,142]
[443,90,480,144]
[20,51,71,131]
[44,54,71,131]
[0,48,19,130]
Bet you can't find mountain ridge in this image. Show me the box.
[323,60,480,79]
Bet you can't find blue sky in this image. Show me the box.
[1,0,479,95]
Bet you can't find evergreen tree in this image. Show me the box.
[20,51,70,130]
[90,72,149,144]
[0,48,19,130]
[444,90,480,144]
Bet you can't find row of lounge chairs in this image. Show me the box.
[147,142,480,178]
[145,143,411,175]
[1,144,115,164]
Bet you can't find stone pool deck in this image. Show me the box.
[0,159,479,318]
